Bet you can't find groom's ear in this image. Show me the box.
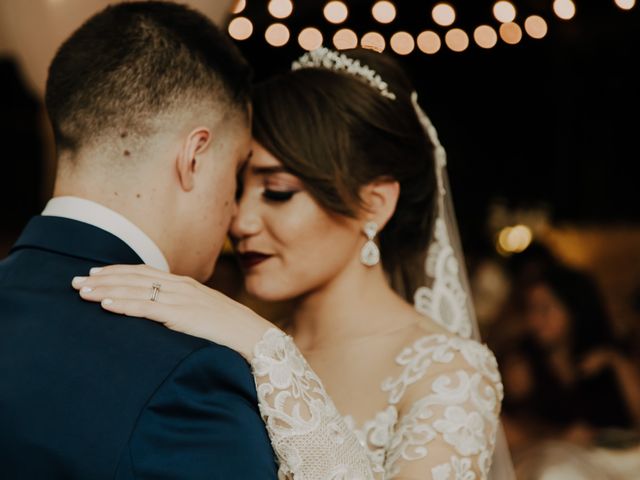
[176,127,212,192]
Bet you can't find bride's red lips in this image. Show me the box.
[238,252,272,269]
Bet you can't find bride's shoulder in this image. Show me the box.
[397,323,499,376]
[386,319,503,408]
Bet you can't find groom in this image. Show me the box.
[0,2,277,479]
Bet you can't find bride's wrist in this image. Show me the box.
[233,311,275,362]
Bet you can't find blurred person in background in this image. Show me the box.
[500,264,640,455]
[474,242,559,352]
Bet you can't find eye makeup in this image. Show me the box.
[263,189,297,202]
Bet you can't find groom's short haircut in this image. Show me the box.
[45,1,251,157]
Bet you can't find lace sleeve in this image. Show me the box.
[384,336,503,480]
[251,328,379,480]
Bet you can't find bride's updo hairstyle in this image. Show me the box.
[253,48,436,279]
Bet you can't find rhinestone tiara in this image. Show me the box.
[291,47,397,100]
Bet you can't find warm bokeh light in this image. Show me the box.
[417,31,441,54]
[231,0,246,14]
[333,28,358,49]
[432,3,456,27]
[615,0,636,10]
[553,0,576,19]
[498,225,533,254]
[372,1,396,24]
[524,15,548,39]
[268,0,293,19]
[298,27,323,51]
[228,16,253,41]
[493,1,517,23]
[361,31,386,52]
[265,23,290,47]
[499,22,523,44]
[445,28,469,52]
[474,25,498,49]
[324,1,349,24]
[390,31,415,55]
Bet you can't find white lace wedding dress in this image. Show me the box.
[251,321,503,480]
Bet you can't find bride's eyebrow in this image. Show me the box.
[250,166,291,175]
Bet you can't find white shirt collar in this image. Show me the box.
[42,196,170,272]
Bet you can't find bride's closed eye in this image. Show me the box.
[263,189,298,202]
[262,173,302,203]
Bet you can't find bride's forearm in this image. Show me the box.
[220,306,277,362]
[250,328,377,480]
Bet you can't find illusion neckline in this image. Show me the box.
[292,321,427,355]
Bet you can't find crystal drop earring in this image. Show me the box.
[360,221,380,267]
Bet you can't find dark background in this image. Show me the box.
[228,0,640,252]
[1,1,638,251]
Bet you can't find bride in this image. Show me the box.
[73,47,508,479]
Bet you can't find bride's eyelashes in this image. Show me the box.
[262,189,298,202]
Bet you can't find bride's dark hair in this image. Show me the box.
[252,48,436,281]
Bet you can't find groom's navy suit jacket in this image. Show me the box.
[0,216,278,479]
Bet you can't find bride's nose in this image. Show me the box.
[230,195,262,240]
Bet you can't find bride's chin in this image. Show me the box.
[243,277,291,303]
[244,276,300,302]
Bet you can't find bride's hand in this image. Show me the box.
[71,264,273,361]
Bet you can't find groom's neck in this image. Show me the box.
[52,169,177,268]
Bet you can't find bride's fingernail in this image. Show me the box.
[80,286,93,293]
[102,298,113,306]
[90,267,103,275]
[72,276,87,285]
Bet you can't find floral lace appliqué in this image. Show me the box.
[252,329,502,480]
[252,328,376,480]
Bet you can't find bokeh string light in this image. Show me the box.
[361,31,386,52]
[371,1,396,24]
[493,1,517,23]
[324,1,348,24]
[228,1,635,55]
[417,31,441,54]
[298,27,323,51]
[445,28,469,52]
[268,0,293,19]
[524,15,548,39]
[231,0,246,15]
[432,3,456,27]
[499,22,523,45]
[553,0,576,20]
[474,25,498,49]
[265,23,290,47]
[333,28,358,50]
[228,16,253,41]
[615,0,636,10]
[390,31,415,55]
